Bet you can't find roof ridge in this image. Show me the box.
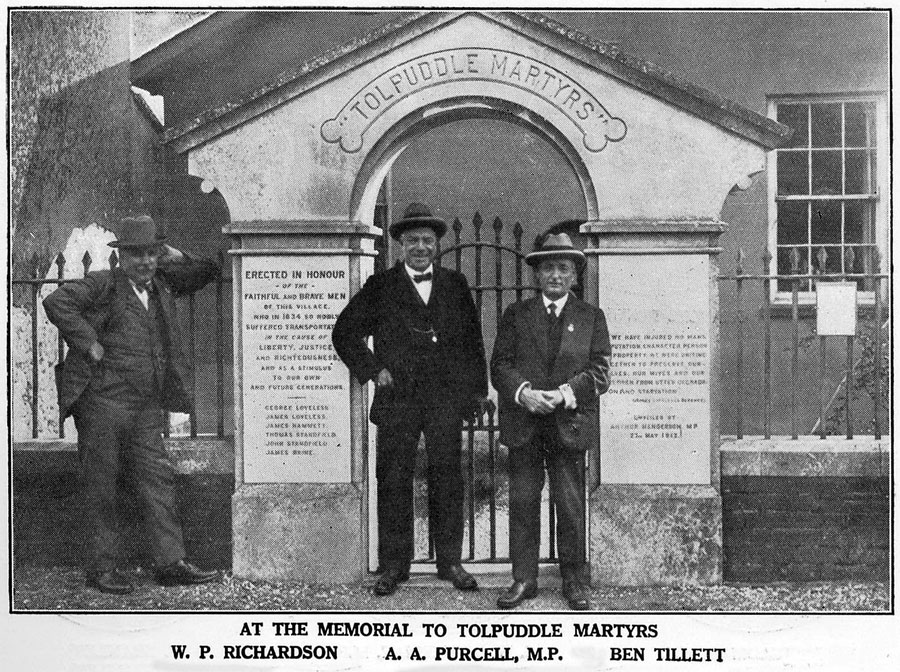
[156,10,790,150]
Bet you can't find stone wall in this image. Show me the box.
[11,438,890,582]
[12,440,233,570]
[722,475,889,582]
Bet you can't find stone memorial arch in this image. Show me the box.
[165,11,788,584]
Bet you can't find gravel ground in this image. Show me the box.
[12,567,890,612]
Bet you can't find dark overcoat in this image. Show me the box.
[332,261,487,420]
[491,294,611,451]
[44,255,218,418]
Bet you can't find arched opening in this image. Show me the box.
[351,96,597,228]
[351,99,596,567]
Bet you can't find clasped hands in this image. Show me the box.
[375,368,494,420]
[519,386,564,415]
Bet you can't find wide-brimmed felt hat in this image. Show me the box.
[108,215,166,248]
[525,232,586,268]
[389,203,447,241]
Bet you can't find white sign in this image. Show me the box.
[816,282,858,336]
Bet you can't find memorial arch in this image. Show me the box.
[166,10,788,584]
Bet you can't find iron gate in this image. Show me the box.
[402,212,583,565]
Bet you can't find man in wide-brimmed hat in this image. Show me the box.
[333,203,492,596]
[491,230,611,610]
[44,215,220,594]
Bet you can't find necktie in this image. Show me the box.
[413,272,432,283]
[547,302,557,319]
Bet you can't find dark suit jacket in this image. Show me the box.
[332,261,487,422]
[44,253,218,417]
[491,294,611,451]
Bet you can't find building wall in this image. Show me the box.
[10,11,134,277]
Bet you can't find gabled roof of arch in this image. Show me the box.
[139,10,791,153]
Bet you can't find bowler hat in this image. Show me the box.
[525,232,586,268]
[108,215,166,248]
[389,203,447,241]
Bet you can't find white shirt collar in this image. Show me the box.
[128,278,150,309]
[404,263,434,280]
[542,292,569,312]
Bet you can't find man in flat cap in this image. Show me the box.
[44,215,220,594]
[333,203,491,596]
[491,231,611,610]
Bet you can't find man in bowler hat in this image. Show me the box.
[332,203,492,596]
[44,215,220,594]
[491,232,611,610]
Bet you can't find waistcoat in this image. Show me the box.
[100,284,171,397]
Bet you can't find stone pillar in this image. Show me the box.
[229,220,380,582]
[583,221,724,586]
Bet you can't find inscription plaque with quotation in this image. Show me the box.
[598,255,712,484]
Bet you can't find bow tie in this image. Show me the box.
[413,272,432,283]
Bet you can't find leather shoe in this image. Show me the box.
[497,580,537,609]
[372,569,408,596]
[155,559,218,586]
[563,580,591,611]
[86,569,134,595]
[437,564,478,591]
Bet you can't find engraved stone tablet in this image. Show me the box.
[598,254,711,484]
[241,256,351,483]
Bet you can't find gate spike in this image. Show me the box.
[82,251,92,274]
[789,247,801,274]
[55,252,66,278]
[735,248,745,275]
[762,245,773,269]
[493,216,503,235]
[844,246,855,273]
[453,217,462,239]
[109,250,118,269]
[472,212,482,235]
[872,246,881,269]
[816,246,828,274]
[513,222,523,249]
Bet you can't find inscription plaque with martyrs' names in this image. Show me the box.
[241,256,351,483]
[599,255,712,484]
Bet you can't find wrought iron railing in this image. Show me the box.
[719,245,888,439]
[11,249,232,441]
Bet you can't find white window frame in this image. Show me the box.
[767,92,889,305]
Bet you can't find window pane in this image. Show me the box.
[848,245,876,291]
[777,201,808,244]
[844,101,874,147]
[811,150,842,195]
[811,103,842,147]
[810,201,842,244]
[844,201,872,244]
[777,103,808,148]
[777,151,808,195]
[777,247,809,292]
[845,149,873,194]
